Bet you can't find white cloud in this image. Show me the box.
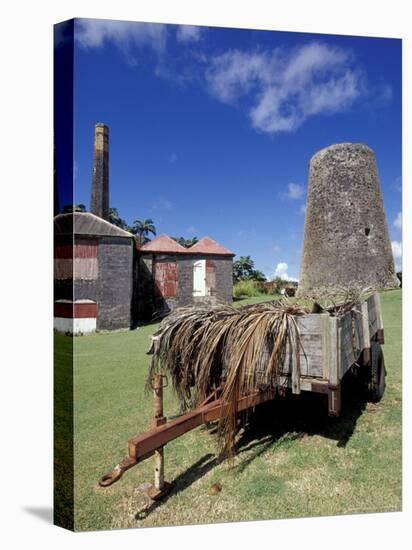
[75,19,168,58]
[299,204,306,215]
[205,42,364,134]
[75,20,203,62]
[186,225,198,234]
[285,182,305,200]
[236,228,257,238]
[151,197,173,211]
[206,49,272,103]
[372,83,393,106]
[394,176,402,192]
[392,241,402,258]
[159,198,173,210]
[274,262,298,281]
[391,240,402,271]
[393,211,402,231]
[176,25,203,42]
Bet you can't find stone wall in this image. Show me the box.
[297,143,399,296]
[97,237,134,330]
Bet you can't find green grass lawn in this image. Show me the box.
[61,289,401,531]
[233,293,280,306]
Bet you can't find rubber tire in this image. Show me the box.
[367,342,386,402]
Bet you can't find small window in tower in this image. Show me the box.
[365,227,370,237]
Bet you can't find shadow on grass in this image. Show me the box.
[133,370,368,518]
[234,369,369,471]
[134,453,221,521]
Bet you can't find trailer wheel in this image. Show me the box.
[367,342,386,402]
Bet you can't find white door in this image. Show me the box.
[193,260,206,296]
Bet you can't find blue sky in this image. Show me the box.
[69,18,402,279]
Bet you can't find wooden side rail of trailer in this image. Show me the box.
[98,292,386,498]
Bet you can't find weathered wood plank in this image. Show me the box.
[360,300,371,350]
[277,375,329,392]
[374,293,384,330]
[369,319,379,338]
[297,314,322,332]
[366,293,382,338]
[329,316,338,385]
[366,294,375,310]
[279,343,323,377]
[367,310,376,319]
[277,316,324,378]
[296,315,323,378]
[353,312,363,356]
[320,313,331,380]
[338,313,356,377]
[277,295,382,385]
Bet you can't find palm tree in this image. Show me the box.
[184,237,199,247]
[250,269,267,282]
[132,218,156,245]
[171,236,185,247]
[109,208,130,231]
[233,255,255,281]
[171,236,199,248]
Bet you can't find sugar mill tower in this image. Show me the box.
[297,143,399,296]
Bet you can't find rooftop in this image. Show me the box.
[54,212,134,238]
[188,236,235,256]
[139,234,235,256]
[139,234,187,253]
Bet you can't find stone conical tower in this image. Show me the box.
[297,143,398,296]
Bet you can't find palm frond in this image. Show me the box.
[147,300,310,456]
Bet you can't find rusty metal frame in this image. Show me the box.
[327,384,342,416]
[310,381,342,416]
[99,386,277,487]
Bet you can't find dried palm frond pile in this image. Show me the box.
[302,286,373,316]
[147,299,309,456]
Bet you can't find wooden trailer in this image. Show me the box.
[278,291,385,416]
[99,292,386,497]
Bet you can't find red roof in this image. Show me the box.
[139,234,187,253]
[188,236,235,256]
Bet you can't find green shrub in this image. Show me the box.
[233,280,261,299]
[270,287,282,296]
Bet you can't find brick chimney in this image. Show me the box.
[90,123,109,220]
